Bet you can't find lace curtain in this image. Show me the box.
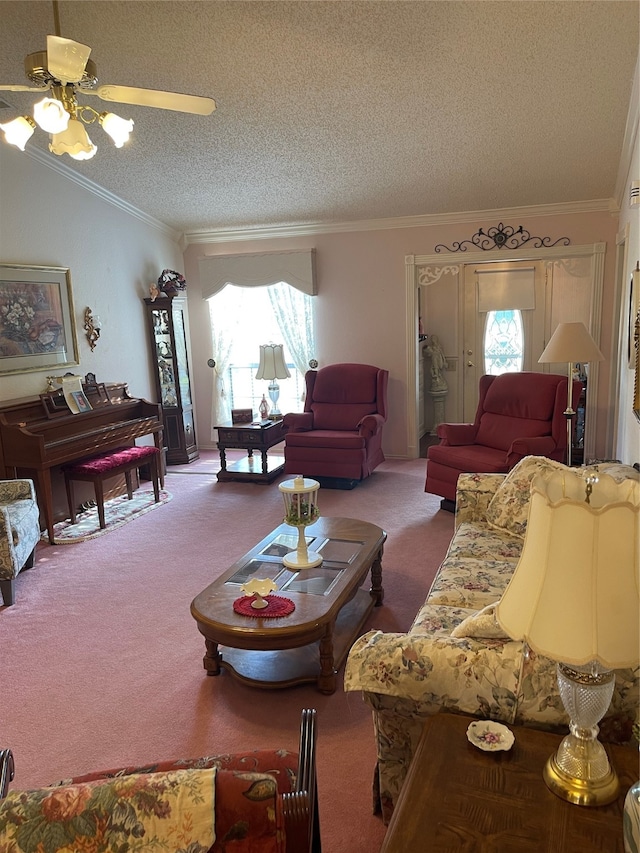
[208,283,316,440]
[201,250,317,441]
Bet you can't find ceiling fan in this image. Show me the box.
[0,0,215,160]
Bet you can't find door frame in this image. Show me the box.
[405,242,606,460]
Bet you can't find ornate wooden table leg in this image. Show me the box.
[218,447,227,472]
[317,626,337,694]
[203,638,222,675]
[370,543,385,605]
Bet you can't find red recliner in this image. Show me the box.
[425,371,582,504]
[283,363,389,486]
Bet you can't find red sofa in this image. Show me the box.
[283,363,389,486]
[425,371,582,504]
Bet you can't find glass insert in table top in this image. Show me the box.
[224,535,364,596]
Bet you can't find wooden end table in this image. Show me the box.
[216,419,285,483]
[381,712,637,852]
[190,516,386,694]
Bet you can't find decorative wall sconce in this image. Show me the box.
[84,307,102,351]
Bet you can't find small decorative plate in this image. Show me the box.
[466,720,515,752]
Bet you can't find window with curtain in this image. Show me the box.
[208,281,315,426]
[199,250,317,436]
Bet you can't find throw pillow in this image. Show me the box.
[485,455,566,538]
[450,602,510,639]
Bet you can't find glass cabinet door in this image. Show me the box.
[144,296,198,464]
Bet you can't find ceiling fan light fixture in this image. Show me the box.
[68,139,97,160]
[49,116,96,159]
[33,96,69,133]
[0,115,36,150]
[99,112,134,148]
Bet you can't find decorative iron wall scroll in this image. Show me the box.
[435,223,570,253]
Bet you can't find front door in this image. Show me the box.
[462,260,547,420]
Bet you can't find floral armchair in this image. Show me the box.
[0,479,40,606]
[0,709,320,853]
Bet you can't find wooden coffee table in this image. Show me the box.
[381,712,637,852]
[190,516,386,694]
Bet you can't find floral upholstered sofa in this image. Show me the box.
[344,456,640,824]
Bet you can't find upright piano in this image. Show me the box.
[0,380,163,544]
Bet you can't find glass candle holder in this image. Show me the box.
[278,476,322,569]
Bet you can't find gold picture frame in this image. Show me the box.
[628,265,640,369]
[0,263,79,375]
[633,307,640,425]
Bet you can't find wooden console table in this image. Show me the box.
[381,712,636,852]
[216,419,286,483]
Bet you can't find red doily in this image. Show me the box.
[233,595,296,618]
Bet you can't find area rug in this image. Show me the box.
[42,489,172,544]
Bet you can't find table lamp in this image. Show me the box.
[255,343,291,420]
[538,322,604,466]
[496,467,640,806]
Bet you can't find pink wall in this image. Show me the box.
[184,209,619,458]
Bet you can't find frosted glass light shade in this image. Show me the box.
[49,118,96,159]
[0,116,36,150]
[33,97,69,133]
[100,112,134,147]
[496,468,640,668]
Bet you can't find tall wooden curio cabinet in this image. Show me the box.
[144,296,199,464]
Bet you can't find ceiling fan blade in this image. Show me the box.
[0,85,41,92]
[95,84,216,115]
[47,35,91,84]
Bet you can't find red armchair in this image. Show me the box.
[425,372,582,506]
[0,709,319,853]
[283,363,389,487]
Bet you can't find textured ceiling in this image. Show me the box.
[0,1,638,236]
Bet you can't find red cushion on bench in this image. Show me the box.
[64,445,159,475]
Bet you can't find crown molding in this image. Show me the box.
[24,146,180,241]
[183,198,615,245]
[614,52,639,210]
[21,142,619,247]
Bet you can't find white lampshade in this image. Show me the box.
[0,116,36,150]
[496,469,640,669]
[33,97,69,133]
[255,343,291,381]
[100,112,134,147]
[539,322,604,364]
[49,118,96,160]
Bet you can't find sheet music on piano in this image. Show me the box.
[59,375,92,415]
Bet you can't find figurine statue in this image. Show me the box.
[426,334,448,392]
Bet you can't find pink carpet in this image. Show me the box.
[0,452,454,852]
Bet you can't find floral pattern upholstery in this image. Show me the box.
[0,769,218,853]
[344,457,640,824]
[0,749,299,853]
[0,480,40,603]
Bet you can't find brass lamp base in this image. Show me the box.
[543,744,619,806]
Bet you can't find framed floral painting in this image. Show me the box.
[0,263,79,375]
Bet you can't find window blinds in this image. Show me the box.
[476,267,536,312]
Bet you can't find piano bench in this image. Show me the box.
[62,446,161,530]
